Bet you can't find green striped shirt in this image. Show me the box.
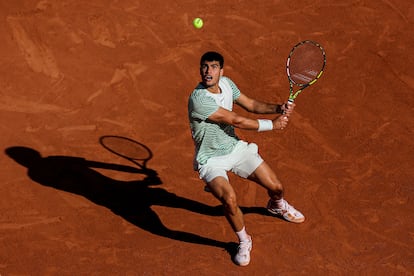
[188,76,241,166]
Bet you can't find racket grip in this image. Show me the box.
[282,99,294,114]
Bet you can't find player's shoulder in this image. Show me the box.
[219,76,232,84]
[190,83,210,102]
[219,76,240,96]
[220,76,238,87]
[191,83,206,95]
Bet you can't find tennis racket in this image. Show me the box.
[286,40,326,105]
[99,135,153,170]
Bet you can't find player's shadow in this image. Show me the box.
[4,145,246,256]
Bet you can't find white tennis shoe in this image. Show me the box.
[234,237,252,266]
[267,199,305,223]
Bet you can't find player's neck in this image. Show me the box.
[207,85,221,94]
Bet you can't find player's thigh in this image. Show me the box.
[248,161,282,190]
[207,176,237,203]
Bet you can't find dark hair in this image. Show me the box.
[200,51,224,68]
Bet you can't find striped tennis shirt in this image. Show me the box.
[188,76,241,166]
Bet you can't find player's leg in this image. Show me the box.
[247,161,283,200]
[206,176,252,266]
[206,176,245,232]
[248,161,305,223]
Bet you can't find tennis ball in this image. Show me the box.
[193,17,203,29]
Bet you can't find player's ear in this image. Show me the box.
[220,68,224,77]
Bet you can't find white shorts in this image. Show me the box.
[198,141,264,183]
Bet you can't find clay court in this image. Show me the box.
[1,0,413,275]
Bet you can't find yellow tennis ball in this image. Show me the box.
[193,17,203,29]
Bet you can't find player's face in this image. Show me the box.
[200,61,223,89]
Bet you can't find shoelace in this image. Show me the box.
[238,240,251,251]
[274,200,295,214]
[283,201,297,213]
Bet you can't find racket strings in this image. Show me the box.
[288,43,325,85]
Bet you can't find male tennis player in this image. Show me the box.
[188,51,305,266]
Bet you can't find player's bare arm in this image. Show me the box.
[235,93,295,116]
[208,107,288,131]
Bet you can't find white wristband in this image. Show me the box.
[257,119,273,132]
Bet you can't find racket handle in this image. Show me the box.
[282,99,294,114]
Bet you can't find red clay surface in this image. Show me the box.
[1,1,413,275]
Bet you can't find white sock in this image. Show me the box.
[272,198,285,208]
[236,226,250,242]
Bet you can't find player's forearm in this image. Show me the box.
[209,106,285,131]
[233,115,286,131]
[234,119,259,130]
[251,101,284,114]
[231,115,261,130]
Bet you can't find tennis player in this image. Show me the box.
[188,51,305,266]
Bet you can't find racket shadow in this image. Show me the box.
[99,135,153,170]
[5,145,238,256]
[99,135,159,183]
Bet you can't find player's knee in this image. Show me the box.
[223,194,238,216]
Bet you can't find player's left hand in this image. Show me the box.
[282,102,295,116]
[273,115,289,130]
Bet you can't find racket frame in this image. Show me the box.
[286,40,326,103]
